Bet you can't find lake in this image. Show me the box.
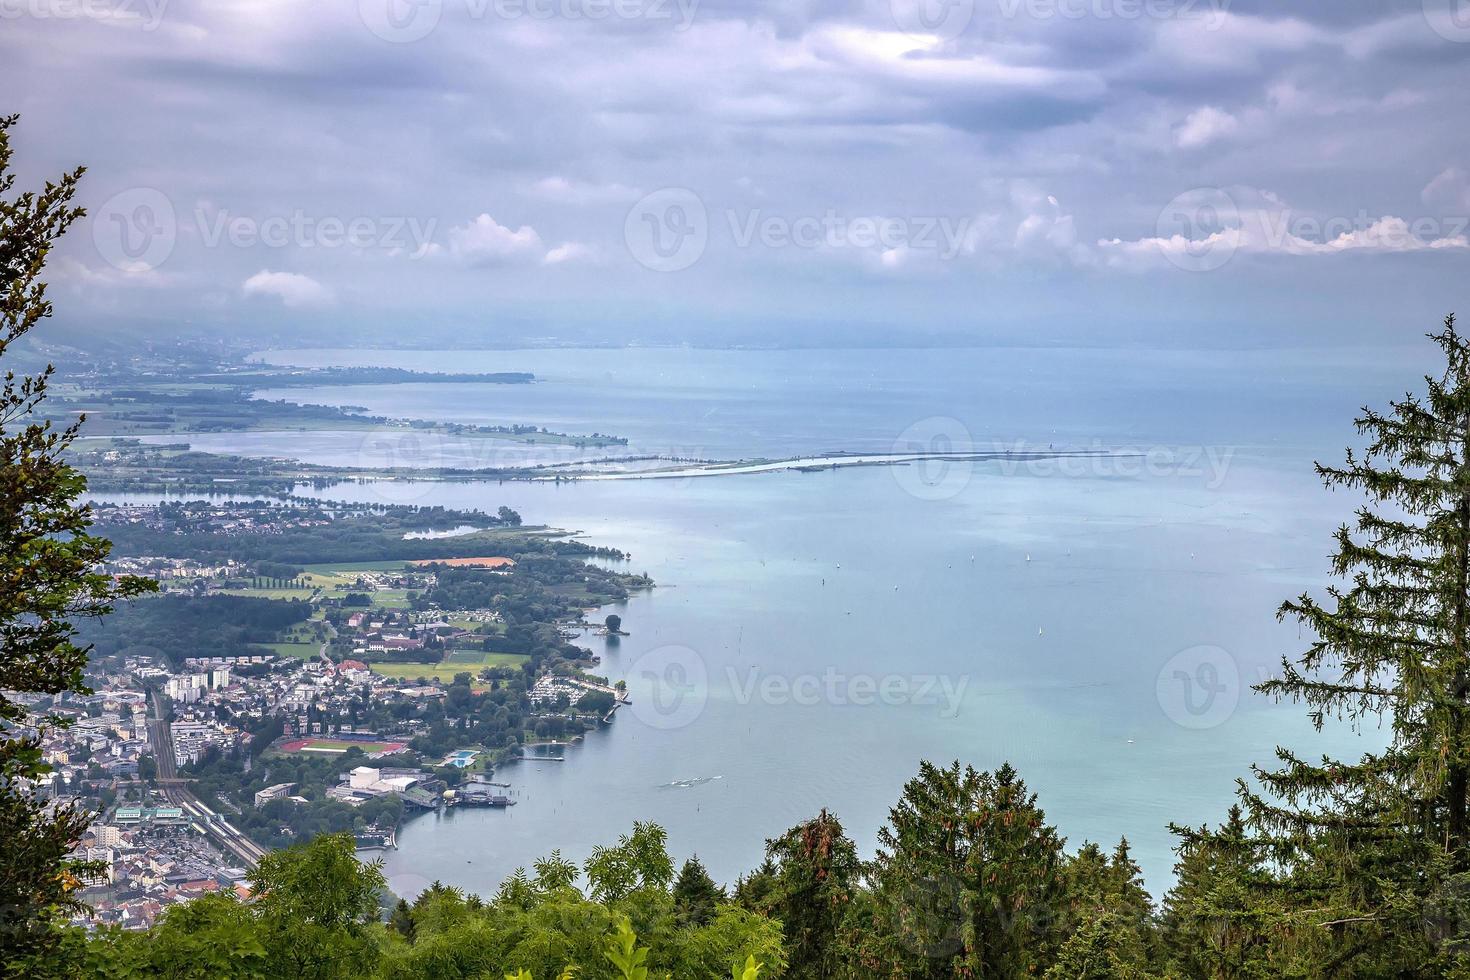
[182,344,1427,897]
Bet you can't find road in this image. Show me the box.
[146,689,269,868]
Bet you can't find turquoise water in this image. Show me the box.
[207,346,1431,896]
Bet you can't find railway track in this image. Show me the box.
[146,690,268,867]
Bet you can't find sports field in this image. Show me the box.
[278,737,407,755]
[368,652,527,681]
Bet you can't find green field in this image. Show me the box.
[369,652,527,681]
[264,641,319,659]
[302,561,408,576]
[215,587,318,600]
[283,738,402,754]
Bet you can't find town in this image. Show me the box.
[14,500,646,930]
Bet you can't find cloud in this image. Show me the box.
[543,242,596,265]
[9,1,1470,340]
[1176,106,1238,149]
[241,270,335,307]
[444,214,544,265]
[1099,190,1470,270]
[1151,14,1328,72]
[52,257,170,289]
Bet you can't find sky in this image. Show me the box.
[4,0,1470,348]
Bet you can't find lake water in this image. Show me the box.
[169,345,1431,897]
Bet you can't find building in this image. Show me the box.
[113,806,186,827]
[169,720,239,766]
[165,674,209,703]
[253,782,296,807]
[91,824,124,847]
[346,766,422,796]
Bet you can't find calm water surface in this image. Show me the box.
[170,346,1430,895]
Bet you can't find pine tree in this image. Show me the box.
[1237,317,1470,973]
[672,855,724,928]
[0,115,155,962]
[868,761,1068,978]
[1161,806,1278,978]
[757,808,860,979]
[389,897,416,941]
[1057,838,1159,973]
[731,856,779,912]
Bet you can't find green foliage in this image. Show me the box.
[753,809,859,979]
[603,917,649,979]
[0,113,156,965]
[248,832,387,979]
[672,856,725,928]
[584,822,675,905]
[864,760,1070,977]
[1215,317,1470,974]
[77,593,313,670]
